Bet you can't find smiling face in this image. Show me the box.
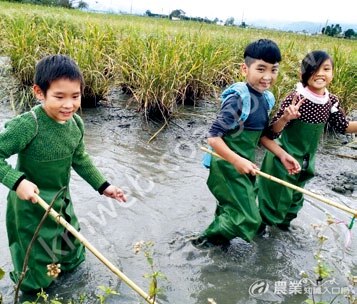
[241,59,279,93]
[306,59,334,95]
[33,78,81,123]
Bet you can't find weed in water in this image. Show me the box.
[96,285,120,304]
[133,240,167,302]
[301,216,357,304]
[0,267,4,304]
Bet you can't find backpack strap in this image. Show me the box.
[29,110,39,135]
[263,90,275,113]
[221,82,251,126]
[72,113,84,138]
[202,82,251,168]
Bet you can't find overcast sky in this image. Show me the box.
[85,0,356,24]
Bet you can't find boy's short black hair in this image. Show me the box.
[34,54,85,95]
[244,39,282,66]
[301,50,333,86]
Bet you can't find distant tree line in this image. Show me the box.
[322,24,356,39]
[2,0,88,9]
[145,9,218,24]
[145,10,167,19]
[6,2,355,37]
[146,9,247,27]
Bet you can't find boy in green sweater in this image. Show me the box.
[0,54,126,292]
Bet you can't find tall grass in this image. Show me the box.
[0,1,356,116]
[330,45,357,114]
[117,30,240,117]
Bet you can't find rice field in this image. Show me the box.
[0,1,356,116]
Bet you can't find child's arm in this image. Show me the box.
[346,121,357,133]
[208,137,258,175]
[207,93,259,175]
[0,112,38,201]
[260,136,301,175]
[327,97,356,135]
[271,94,305,133]
[73,150,127,203]
[71,115,127,203]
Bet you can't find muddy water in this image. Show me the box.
[0,98,356,304]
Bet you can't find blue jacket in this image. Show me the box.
[202,82,275,168]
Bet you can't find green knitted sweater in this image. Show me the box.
[0,104,107,191]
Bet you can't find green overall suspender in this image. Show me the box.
[258,120,325,227]
[202,83,275,242]
[202,82,275,168]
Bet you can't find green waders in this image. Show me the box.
[258,120,325,227]
[6,153,85,292]
[203,129,263,242]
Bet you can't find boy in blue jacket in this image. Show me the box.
[193,39,300,248]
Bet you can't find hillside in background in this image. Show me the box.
[83,2,357,35]
[250,20,357,34]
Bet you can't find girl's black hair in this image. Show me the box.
[301,50,333,86]
[244,39,282,65]
[34,54,85,95]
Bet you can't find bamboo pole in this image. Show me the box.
[35,194,157,304]
[200,146,357,217]
[336,154,357,160]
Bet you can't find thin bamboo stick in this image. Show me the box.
[35,194,157,304]
[336,154,357,160]
[200,146,357,217]
[148,121,168,143]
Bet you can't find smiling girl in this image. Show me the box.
[258,50,357,231]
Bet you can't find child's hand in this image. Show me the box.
[281,94,305,122]
[279,152,301,175]
[103,185,127,202]
[16,179,40,203]
[232,156,258,175]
